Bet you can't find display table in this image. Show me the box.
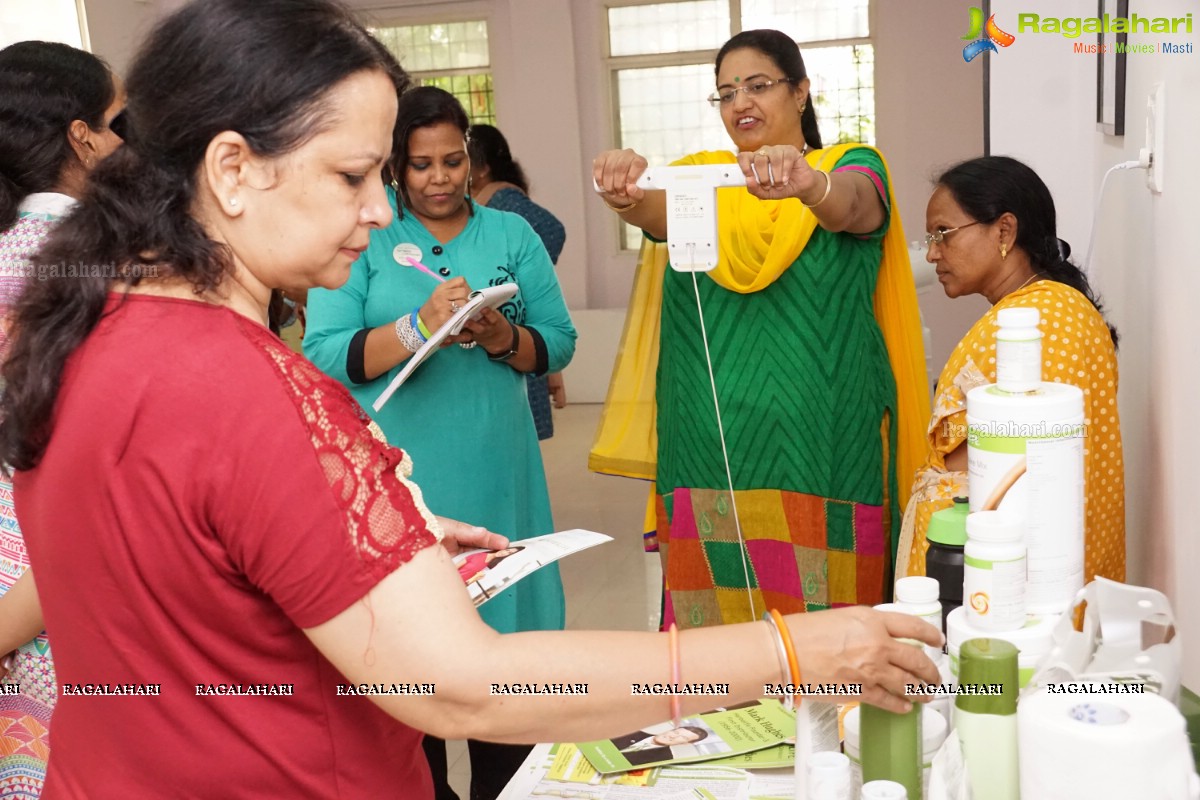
[499,743,794,800]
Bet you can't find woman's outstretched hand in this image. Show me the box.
[783,605,944,713]
[736,144,824,202]
[592,148,649,210]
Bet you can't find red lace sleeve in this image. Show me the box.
[211,319,440,627]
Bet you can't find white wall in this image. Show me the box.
[875,0,989,384]
[82,0,157,74]
[990,0,1200,688]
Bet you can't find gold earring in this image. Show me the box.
[1000,243,1008,260]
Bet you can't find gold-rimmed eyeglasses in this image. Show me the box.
[707,77,796,108]
[924,220,982,248]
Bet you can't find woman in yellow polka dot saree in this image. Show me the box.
[898,156,1124,584]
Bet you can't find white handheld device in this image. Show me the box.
[595,163,746,271]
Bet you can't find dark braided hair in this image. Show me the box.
[937,156,1118,347]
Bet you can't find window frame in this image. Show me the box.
[368,13,497,125]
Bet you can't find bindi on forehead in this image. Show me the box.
[733,76,740,82]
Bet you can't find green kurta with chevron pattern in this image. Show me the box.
[655,147,899,626]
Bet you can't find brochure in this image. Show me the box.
[454,529,613,607]
[373,282,519,410]
[576,699,795,774]
[543,743,657,787]
[500,743,795,800]
[694,743,795,770]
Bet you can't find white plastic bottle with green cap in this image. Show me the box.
[954,638,1019,800]
[861,780,907,799]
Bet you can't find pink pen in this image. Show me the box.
[405,257,447,283]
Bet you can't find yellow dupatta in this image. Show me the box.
[588,145,930,512]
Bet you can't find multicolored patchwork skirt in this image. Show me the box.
[658,487,889,629]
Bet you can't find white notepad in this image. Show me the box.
[373,282,518,411]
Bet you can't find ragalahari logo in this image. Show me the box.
[962,7,1016,61]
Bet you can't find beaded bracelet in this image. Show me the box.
[394,312,425,353]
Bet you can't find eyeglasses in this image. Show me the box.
[707,77,796,108]
[924,220,982,248]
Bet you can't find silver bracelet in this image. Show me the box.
[394,314,425,353]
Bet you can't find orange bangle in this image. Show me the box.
[668,623,682,727]
[768,609,802,696]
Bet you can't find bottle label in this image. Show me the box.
[967,422,1084,614]
[996,338,1042,391]
[964,554,1026,629]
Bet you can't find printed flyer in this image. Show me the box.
[576,699,795,774]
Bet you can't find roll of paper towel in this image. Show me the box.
[1018,685,1199,799]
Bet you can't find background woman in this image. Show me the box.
[0,2,939,795]
[303,87,576,799]
[898,155,1123,584]
[590,29,929,628]
[468,123,567,437]
[0,39,124,797]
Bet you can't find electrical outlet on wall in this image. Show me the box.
[1146,83,1165,193]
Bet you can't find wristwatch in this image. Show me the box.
[487,321,521,362]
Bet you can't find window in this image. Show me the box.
[0,0,89,49]
[371,20,496,125]
[605,0,874,247]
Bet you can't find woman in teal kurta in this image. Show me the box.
[303,87,576,800]
[306,190,574,631]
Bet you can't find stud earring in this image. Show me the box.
[229,197,239,207]
[1000,242,1007,260]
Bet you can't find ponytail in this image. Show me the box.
[1029,236,1119,348]
[800,98,823,151]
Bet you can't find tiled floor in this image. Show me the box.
[446,404,662,797]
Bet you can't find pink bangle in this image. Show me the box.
[668,623,682,727]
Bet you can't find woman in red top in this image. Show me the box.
[0,1,940,797]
